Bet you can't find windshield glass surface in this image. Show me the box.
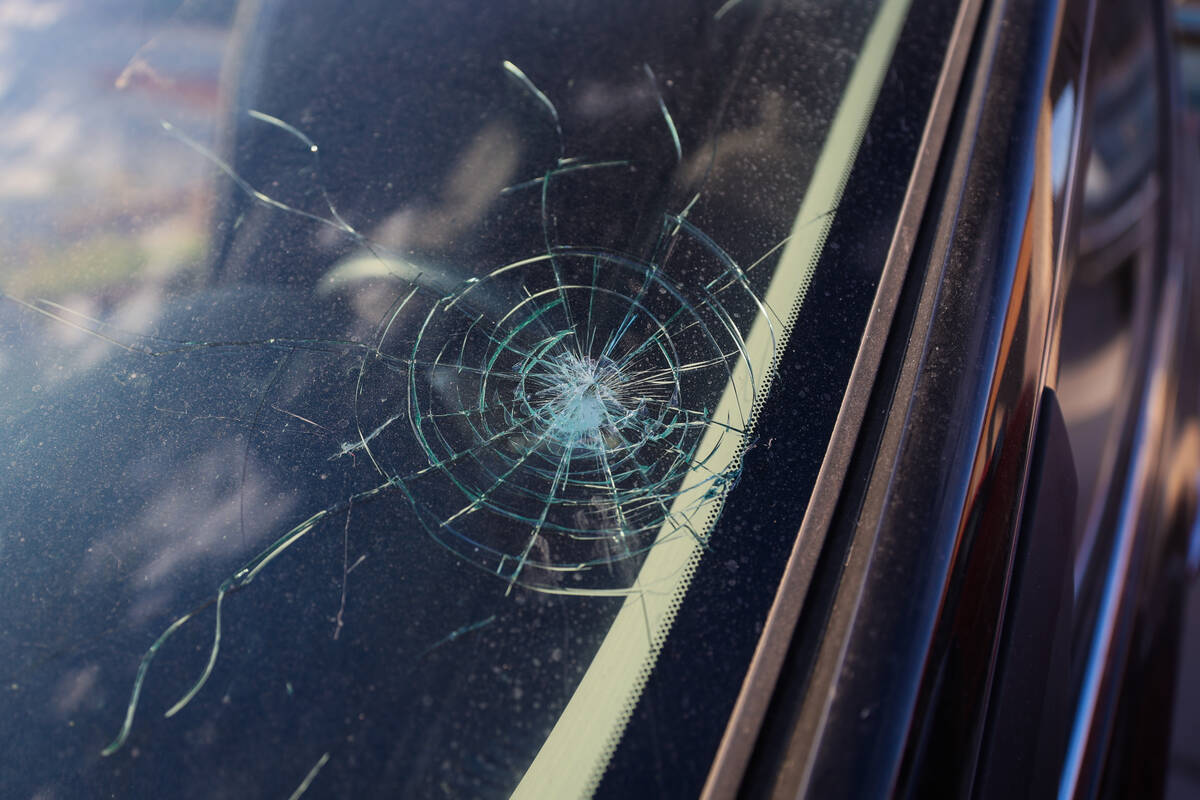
[0,0,948,797]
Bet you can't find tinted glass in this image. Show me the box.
[0,0,947,797]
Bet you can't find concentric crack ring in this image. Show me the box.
[354,243,761,593]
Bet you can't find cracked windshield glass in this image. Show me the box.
[0,0,924,796]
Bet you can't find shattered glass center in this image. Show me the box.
[342,245,760,596]
[524,352,632,449]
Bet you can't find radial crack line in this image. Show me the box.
[503,60,564,160]
[643,64,682,162]
[440,426,555,526]
[103,481,395,755]
[504,438,575,593]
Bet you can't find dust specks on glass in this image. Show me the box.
[69,61,774,757]
[0,0,911,794]
[0,0,799,793]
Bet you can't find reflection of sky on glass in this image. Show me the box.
[0,3,774,791]
[0,0,223,293]
[0,0,911,795]
[0,0,229,415]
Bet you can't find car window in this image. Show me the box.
[0,0,954,797]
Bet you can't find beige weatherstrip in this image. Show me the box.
[511,0,913,796]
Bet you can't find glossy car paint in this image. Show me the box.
[705,0,1200,797]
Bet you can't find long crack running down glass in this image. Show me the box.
[2,60,779,761]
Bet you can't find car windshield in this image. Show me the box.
[0,0,952,796]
